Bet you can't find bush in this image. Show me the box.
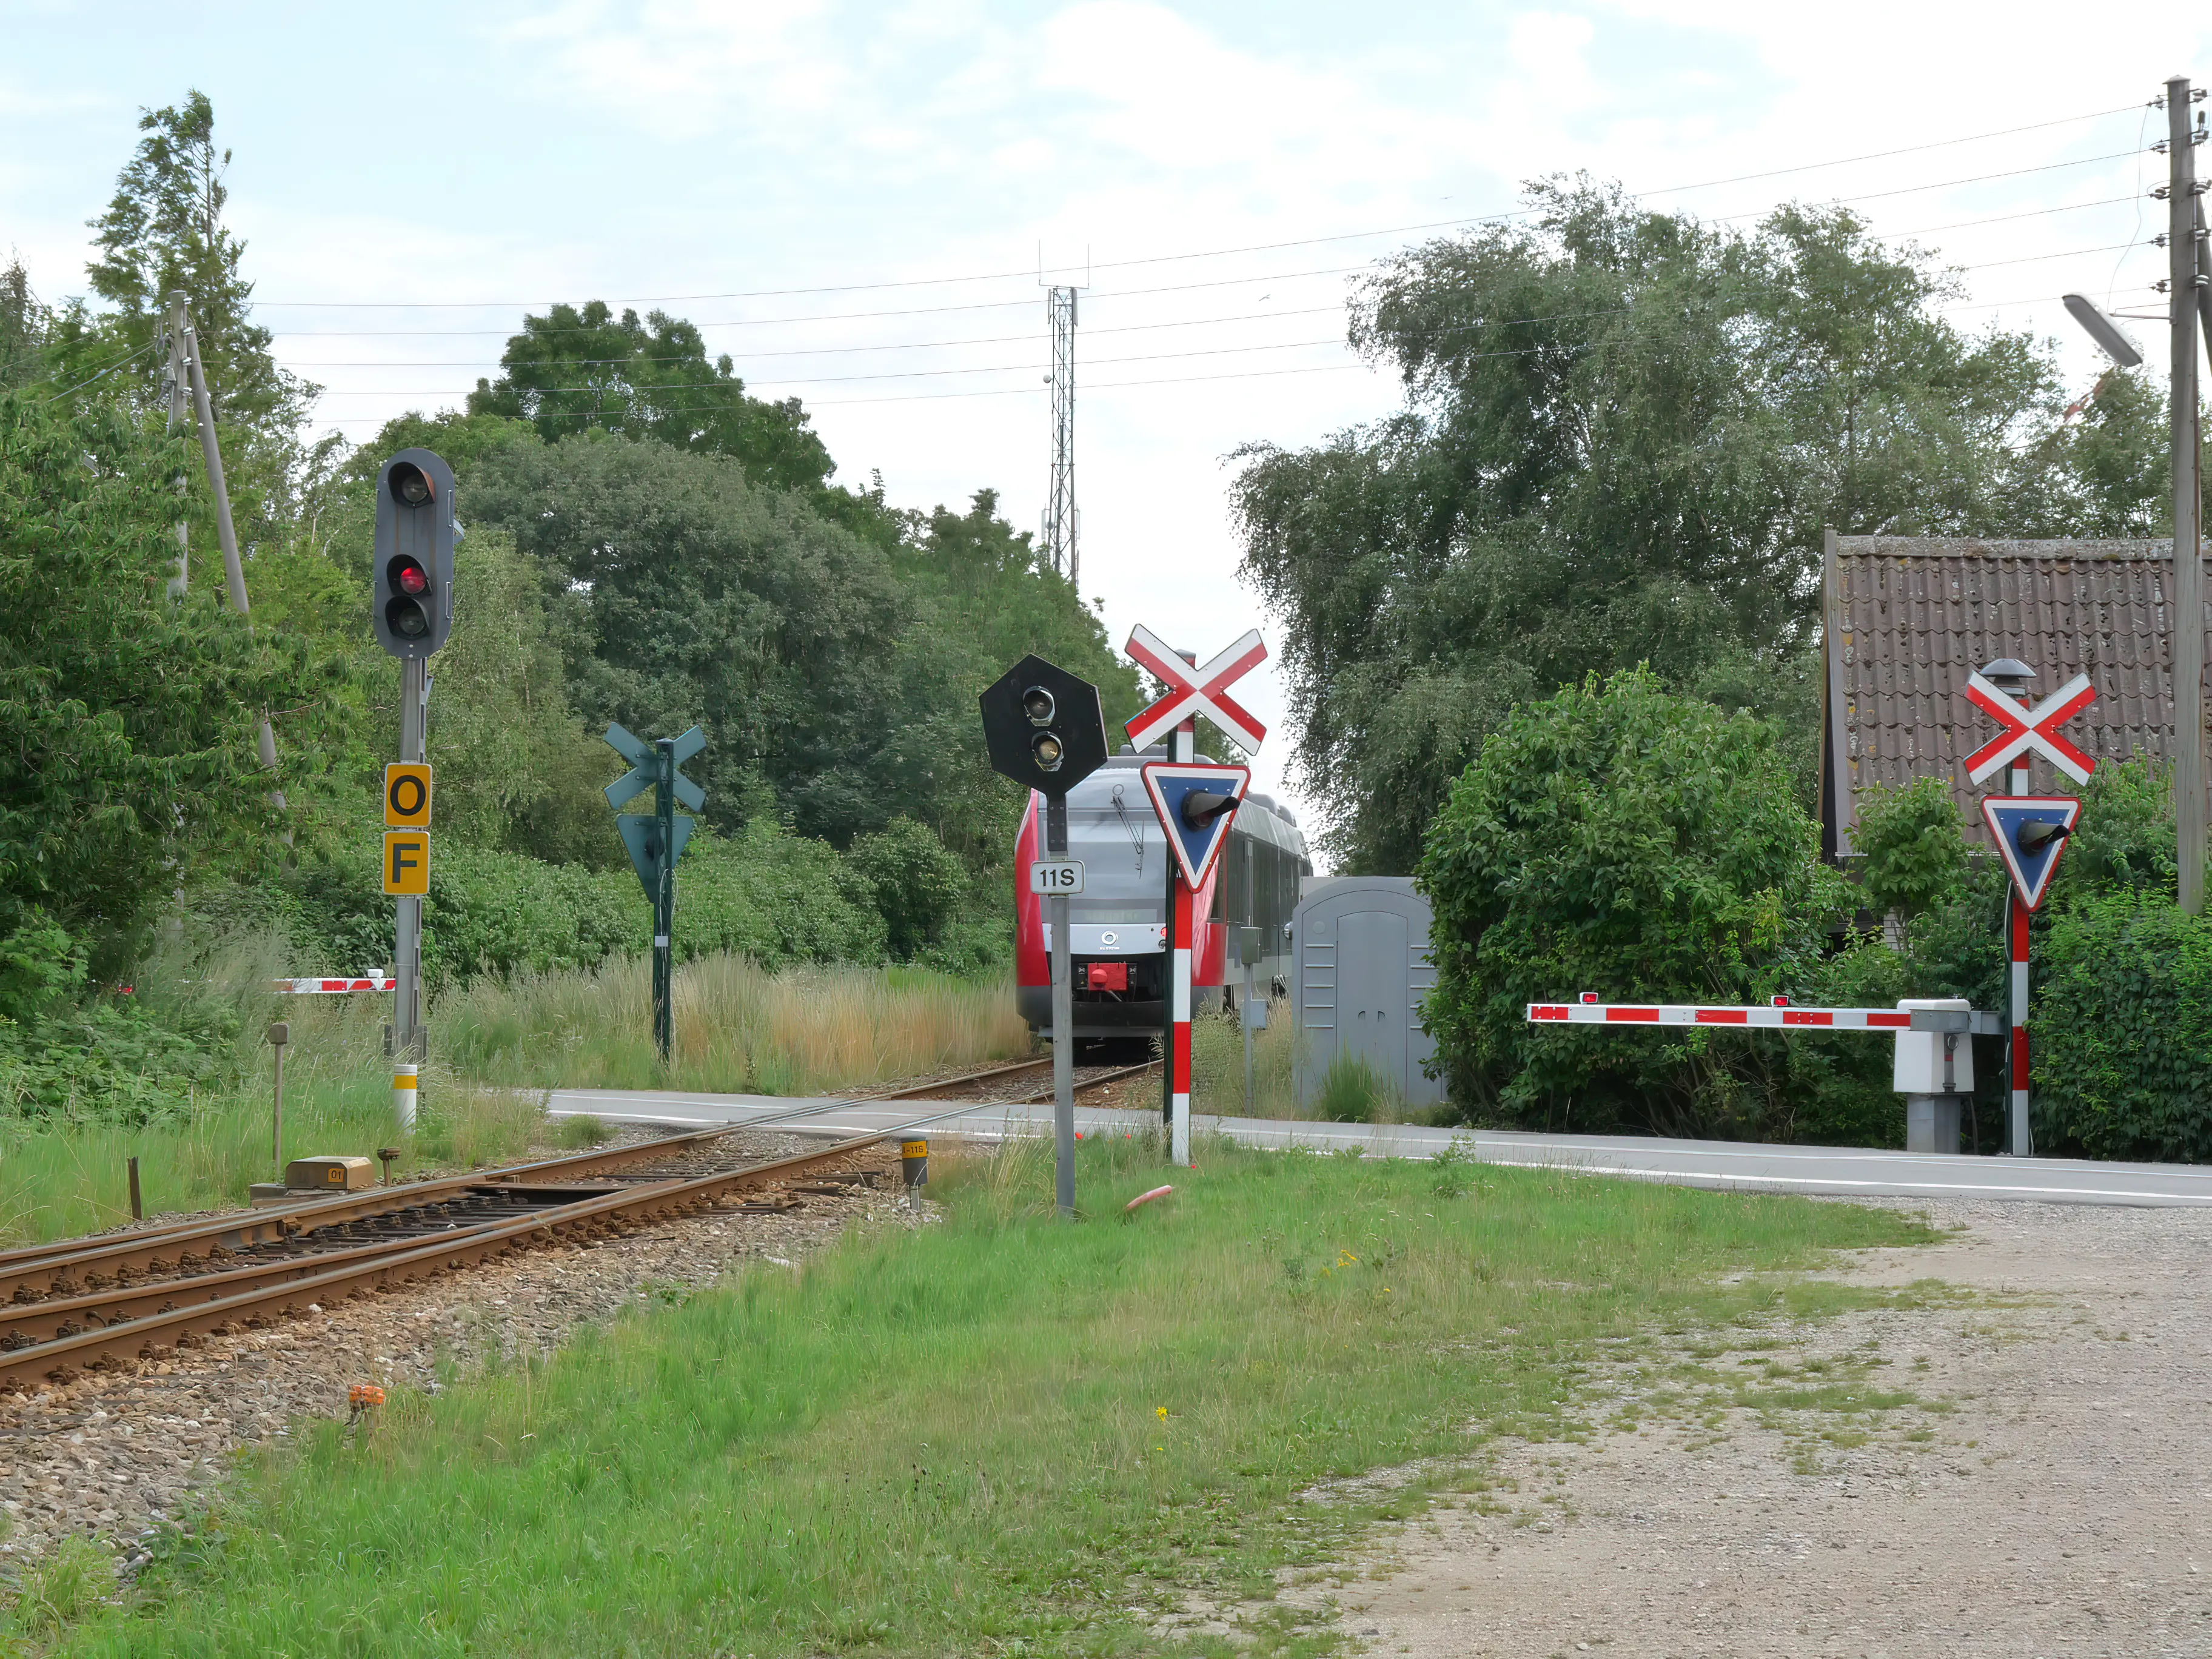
[1418,669,1850,1136]
[274,822,888,991]
[2033,892,2212,1162]
[1852,776,1968,918]
[845,817,964,959]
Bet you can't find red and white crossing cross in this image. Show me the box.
[1963,670,2097,785]
[1123,625,1268,754]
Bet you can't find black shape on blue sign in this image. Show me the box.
[1979,795,2082,912]
[615,813,697,903]
[1138,761,1251,889]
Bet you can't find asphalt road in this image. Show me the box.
[545,1087,2212,1208]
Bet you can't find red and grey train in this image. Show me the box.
[1014,748,1312,1041]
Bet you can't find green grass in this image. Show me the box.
[1,945,1026,1243]
[37,1139,1934,1657]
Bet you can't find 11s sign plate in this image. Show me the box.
[1029,860,1085,896]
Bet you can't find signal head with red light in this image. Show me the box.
[372,449,457,660]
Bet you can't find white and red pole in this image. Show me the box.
[1165,703,1196,1165]
[2008,756,2032,1156]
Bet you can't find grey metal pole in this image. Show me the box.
[182,321,289,836]
[1243,951,1256,1110]
[395,656,427,1059]
[1047,793,1075,1216]
[164,292,188,599]
[654,739,675,1065]
[2170,75,2205,914]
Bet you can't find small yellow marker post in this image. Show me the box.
[902,1139,928,1216]
[393,1062,418,1134]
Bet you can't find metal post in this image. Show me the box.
[271,1041,285,1175]
[1242,950,1256,1110]
[1162,683,1197,1144]
[127,1156,142,1222]
[2170,75,2206,914]
[1046,793,1075,1216]
[182,321,288,835]
[163,292,188,599]
[654,738,675,1065]
[1170,877,1193,1165]
[2009,756,2033,1157]
[395,657,427,1059]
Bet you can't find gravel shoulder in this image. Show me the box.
[1304,1196,2212,1657]
[0,1126,915,1575]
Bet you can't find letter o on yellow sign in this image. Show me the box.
[384,763,432,828]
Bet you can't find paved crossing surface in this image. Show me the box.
[545,1088,2212,1207]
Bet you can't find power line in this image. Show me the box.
[264,149,2151,344]
[249,102,2146,310]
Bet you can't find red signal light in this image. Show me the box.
[395,562,429,595]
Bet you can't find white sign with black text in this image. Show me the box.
[1029,859,1085,896]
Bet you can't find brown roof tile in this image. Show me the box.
[1824,534,2207,852]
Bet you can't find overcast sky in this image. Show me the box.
[9,1,2212,860]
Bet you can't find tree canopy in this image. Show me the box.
[1233,179,2157,874]
[467,301,836,495]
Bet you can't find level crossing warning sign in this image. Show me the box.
[1139,762,1250,888]
[1124,625,1267,752]
[1963,671,2097,784]
[1980,796,2081,911]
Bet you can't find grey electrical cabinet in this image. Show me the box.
[1292,876,1442,1109]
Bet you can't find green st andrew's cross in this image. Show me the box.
[604,723,706,1062]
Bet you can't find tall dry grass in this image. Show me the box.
[435,952,1031,1095]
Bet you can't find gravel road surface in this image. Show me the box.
[1311,1197,2212,1658]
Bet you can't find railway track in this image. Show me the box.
[0,1057,1159,1396]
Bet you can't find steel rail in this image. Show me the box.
[0,1058,1161,1304]
[0,1082,1147,1393]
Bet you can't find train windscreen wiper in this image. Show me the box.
[1110,783,1144,879]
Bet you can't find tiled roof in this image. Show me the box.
[1821,531,2207,855]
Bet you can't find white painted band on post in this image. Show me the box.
[1171,1090,1190,1167]
[392,1062,418,1134]
[1172,950,1190,1021]
[2010,962,2029,1011]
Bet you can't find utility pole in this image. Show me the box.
[1042,284,1081,585]
[163,291,188,598]
[182,320,289,839]
[2168,73,2207,913]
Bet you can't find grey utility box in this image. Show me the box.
[1292,877,1443,1109]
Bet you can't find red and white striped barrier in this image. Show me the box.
[272,975,394,995]
[1528,997,1911,1030]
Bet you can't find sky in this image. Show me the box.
[8,0,2212,863]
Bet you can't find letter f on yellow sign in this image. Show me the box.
[382,831,430,896]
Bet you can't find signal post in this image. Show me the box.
[1122,626,1269,1166]
[979,655,1108,1216]
[370,450,458,1061]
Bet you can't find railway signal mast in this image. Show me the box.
[1124,625,1269,1165]
[980,655,1110,1215]
[370,448,458,1062]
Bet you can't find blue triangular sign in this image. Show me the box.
[615,813,696,902]
[1979,795,2081,911]
[1139,762,1251,888]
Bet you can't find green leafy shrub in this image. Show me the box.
[1852,776,1968,917]
[1418,669,1849,1137]
[2033,892,2212,1162]
[276,822,885,992]
[845,817,964,960]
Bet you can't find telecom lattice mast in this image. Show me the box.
[1042,284,1079,585]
